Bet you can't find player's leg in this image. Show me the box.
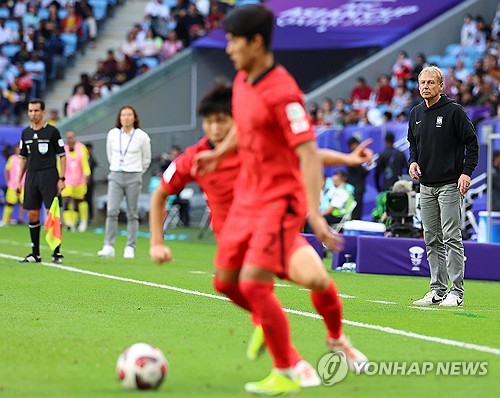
[0,188,17,226]
[287,241,368,372]
[75,184,89,232]
[20,172,43,262]
[61,189,76,232]
[99,172,124,256]
[122,172,142,258]
[239,264,299,394]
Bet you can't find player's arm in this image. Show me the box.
[4,157,10,185]
[58,154,66,193]
[16,157,27,195]
[149,185,172,263]
[318,138,373,166]
[193,125,237,175]
[82,145,91,183]
[296,141,343,252]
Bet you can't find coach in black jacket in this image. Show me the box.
[407,66,478,308]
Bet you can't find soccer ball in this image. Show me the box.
[116,343,168,390]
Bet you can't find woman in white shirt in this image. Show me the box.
[98,106,151,259]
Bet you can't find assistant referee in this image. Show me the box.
[17,99,67,263]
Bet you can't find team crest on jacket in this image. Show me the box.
[285,102,310,134]
[436,116,443,127]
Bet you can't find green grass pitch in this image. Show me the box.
[0,224,498,397]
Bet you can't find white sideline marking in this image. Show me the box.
[367,300,397,305]
[189,271,208,274]
[408,306,439,311]
[1,252,499,356]
[339,294,356,298]
[274,283,292,288]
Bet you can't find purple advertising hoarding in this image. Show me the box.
[194,0,464,50]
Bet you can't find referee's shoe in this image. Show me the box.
[52,253,64,264]
[19,254,42,263]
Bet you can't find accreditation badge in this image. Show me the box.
[38,143,49,154]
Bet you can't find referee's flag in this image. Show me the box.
[44,197,62,250]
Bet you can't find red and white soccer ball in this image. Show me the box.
[116,343,168,390]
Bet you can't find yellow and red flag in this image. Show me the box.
[44,197,62,250]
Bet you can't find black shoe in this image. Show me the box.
[52,253,64,264]
[19,253,41,263]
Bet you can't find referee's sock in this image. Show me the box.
[29,221,41,256]
[53,244,61,255]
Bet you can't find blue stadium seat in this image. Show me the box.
[1,44,20,58]
[139,57,159,69]
[89,0,108,21]
[426,55,442,66]
[4,19,19,31]
[440,55,458,69]
[444,43,462,58]
[0,8,9,18]
[58,8,68,19]
[60,32,78,58]
[38,8,50,20]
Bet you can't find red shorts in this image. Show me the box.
[216,199,308,278]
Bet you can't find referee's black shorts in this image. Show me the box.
[24,169,59,210]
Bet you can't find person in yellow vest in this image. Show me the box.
[321,170,355,225]
[0,145,25,227]
[61,130,91,232]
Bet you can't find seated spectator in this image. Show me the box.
[312,108,331,127]
[75,0,97,46]
[350,77,372,108]
[321,97,334,124]
[22,3,40,31]
[73,73,94,98]
[410,53,427,83]
[44,2,62,35]
[321,170,355,225]
[391,50,413,84]
[24,52,46,99]
[0,17,18,44]
[47,109,60,126]
[12,41,32,65]
[207,2,224,31]
[61,4,83,40]
[461,13,477,47]
[145,0,171,38]
[455,59,471,82]
[483,53,500,80]
[0,91,12,124]
[160,30,183,62]
[91,60,110,87]
[67,84,90,116]
[44,28,66,81]
[121,30,141,59]
[375,132,408,192]
[374,74,394,106]
[13,0,28,19]
[103,49,119,80]
[171,0,190,46]
[186,3,207,42]
[140,28,162,58]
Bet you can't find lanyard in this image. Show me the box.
[119,128,135,158]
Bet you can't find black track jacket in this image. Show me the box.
[407,94,479,187]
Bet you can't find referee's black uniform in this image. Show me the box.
[19,123,66,262]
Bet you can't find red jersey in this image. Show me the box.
[160,137,240,236]
[232,66,316,212]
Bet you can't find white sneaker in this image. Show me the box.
[293,360,321,387]
[124,246,135,259]
[327,334,369,373]
[439,294,463,307]
[0,220,7,227]
[78,221,87,232]
[412,291,444,306]
[97,245,115,257]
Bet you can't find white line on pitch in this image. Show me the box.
[339,294,356,298]
[1,252,499,357]
[367,300,397,305]
[407,306,439,311]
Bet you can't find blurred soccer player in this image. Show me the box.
[61,131,91,232]
[0,145,25,227]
